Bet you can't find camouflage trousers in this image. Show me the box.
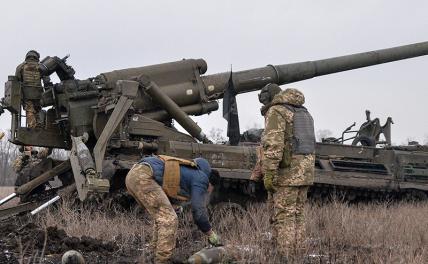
[270,185,309,255]
[23,100,41,128]
[125,164,178,264]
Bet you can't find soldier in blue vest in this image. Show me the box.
[125,155,221,264]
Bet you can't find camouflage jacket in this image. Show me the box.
[250,146,263,182]
[261,88,314,186]
[15,59,44,100]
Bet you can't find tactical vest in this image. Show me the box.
[21,61,43,100]
[283,104,316,155]
[158,155,197,201]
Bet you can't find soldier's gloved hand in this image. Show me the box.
[207,230,222,246]
[263,171,276,193]
[173,204,184,215]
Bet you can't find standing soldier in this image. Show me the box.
[125,155,221,264]
[15,50,45,128]
[249,84,282,186]
[259,86,315,256]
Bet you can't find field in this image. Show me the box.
[0,186,17,209]
[0,191,427,264]
[0,186,14,196]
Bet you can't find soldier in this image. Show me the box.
[15,50,48,128]
[249,84,282,186]
[12,146,33,173]
[259,86,315,256]
[125,155,221,264]
[249,146,263,183]
[13,146,51,186]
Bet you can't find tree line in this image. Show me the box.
[0,132,19,186]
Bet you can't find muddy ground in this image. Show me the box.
[0,217,146,264]
[0,189,149,263]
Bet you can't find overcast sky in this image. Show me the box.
[0,1,427,145]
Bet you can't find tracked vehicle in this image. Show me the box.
[313,111,428,201]
[308,111,428,201]
[1,41,428,216]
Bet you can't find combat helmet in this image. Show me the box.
[25,50,40,61]
[258,83,282,105]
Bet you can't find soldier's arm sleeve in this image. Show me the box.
[190,181,212,233]
[250,146,263,181]
[261,107,286,174]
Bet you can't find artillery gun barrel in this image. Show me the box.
[96,41,428,111]
[202,41,428,98]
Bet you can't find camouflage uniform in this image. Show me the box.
[261,88,315,255]
[13,153,30,173]
[13,146,50,173]
[15,51,44,128]
[126,157,218,263]
[250,146,263,182]
[125,163,178,264]
[251,83,282,183]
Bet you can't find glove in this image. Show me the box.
[207,230,222,246]
[173,205,184,215]
[263,171,276,193]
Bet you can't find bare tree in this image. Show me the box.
[208,127,227,144]
[0,131,19,186]
[245,122,262,130]
[316,129,333,142]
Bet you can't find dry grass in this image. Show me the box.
[0,193,425,263]
[306,201,428,264]
[35,199,428,263]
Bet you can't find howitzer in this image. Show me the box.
[1,41,428,207]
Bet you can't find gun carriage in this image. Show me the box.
[1,41,428,217]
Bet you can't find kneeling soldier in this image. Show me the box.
[125,155,221,264]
